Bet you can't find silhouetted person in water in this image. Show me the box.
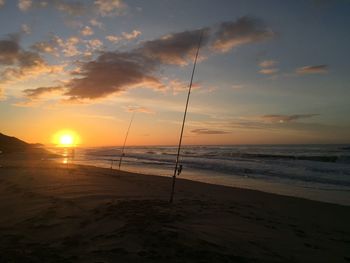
[177,164,183,176]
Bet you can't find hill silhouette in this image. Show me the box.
[0,133,47,154]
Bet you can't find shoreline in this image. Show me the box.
[96,163,350,208]
[1,156,350,262]
[48,144,350,207]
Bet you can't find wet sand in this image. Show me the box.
[0,155,350,262]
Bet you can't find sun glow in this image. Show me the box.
[53,130,80,147]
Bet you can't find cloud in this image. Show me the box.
[23,86,64,99]
[296,65,328,74]
[259,68,279,75]
[0,36,63,89]
[27,16,275,102]
[1,51,63,82]
[94,0,126,16]
[54,0,86,16]
[21,24,31,34]
[212,16,275,52]
[106,35,120,43]
[0,36,21,65]
[33,34,100,58]
[261,114,319,123]
[86,39,103,50]
[122,30,141,40]
[258,59,279,75]
[167,79,200,95]
[105,30,141,44]
[75,113,117,120]
[90,19,104,29]
[16,1,88,15]
[259,60,277,68]
[31,36,61,55]
[81,26,94,36]
[126,105,154,114]
[18,0,32,11]
[32,36,80,57]
[139,28,210,65]
[191,128,230,135]
[60,36,80,57]
[64,51,165,100]
[231,84,244,89]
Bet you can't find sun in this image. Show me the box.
[53,130,80,147]
[59,134,74,146]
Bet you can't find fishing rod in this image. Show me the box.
[118,111,135,170]
[169,30,204,203]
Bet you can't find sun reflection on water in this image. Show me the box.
[61,147,75,164]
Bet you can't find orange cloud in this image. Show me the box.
[94,0,126,16]
[259,60,278,68]
[191,129,230,135]
[259,68,279,75]
[296,65,328,74]
[81,26,94,36]
[23,86,64,99]
[18,0,32,12]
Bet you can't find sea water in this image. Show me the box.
[52,145,350,206]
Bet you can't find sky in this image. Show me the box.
[0,0,349,146]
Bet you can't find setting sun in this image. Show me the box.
[53,130,80,147]
[59,134,73,146]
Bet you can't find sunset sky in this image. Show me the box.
[0,0,349,146]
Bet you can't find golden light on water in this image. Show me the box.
[53,130,80,147]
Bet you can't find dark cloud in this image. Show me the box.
[139,28,210,65]
[212,17,275,52]
[23,86,64,99]
[191,128,230,135]
[18,51,44,68]
[0,36,21,65]
[64,51,164,100]
[296,65,328,74]
[0,36,62,89]
[0,36,43,68]
[261,114,319,123]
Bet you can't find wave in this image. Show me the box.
[88,148,350,164]
[75,145,350,188]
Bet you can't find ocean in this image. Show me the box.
[52,145,350,206]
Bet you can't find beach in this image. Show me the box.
[0,154,349,262]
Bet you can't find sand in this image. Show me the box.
[0,154,350,262]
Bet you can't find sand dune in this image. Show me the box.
[0,156,350,262]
